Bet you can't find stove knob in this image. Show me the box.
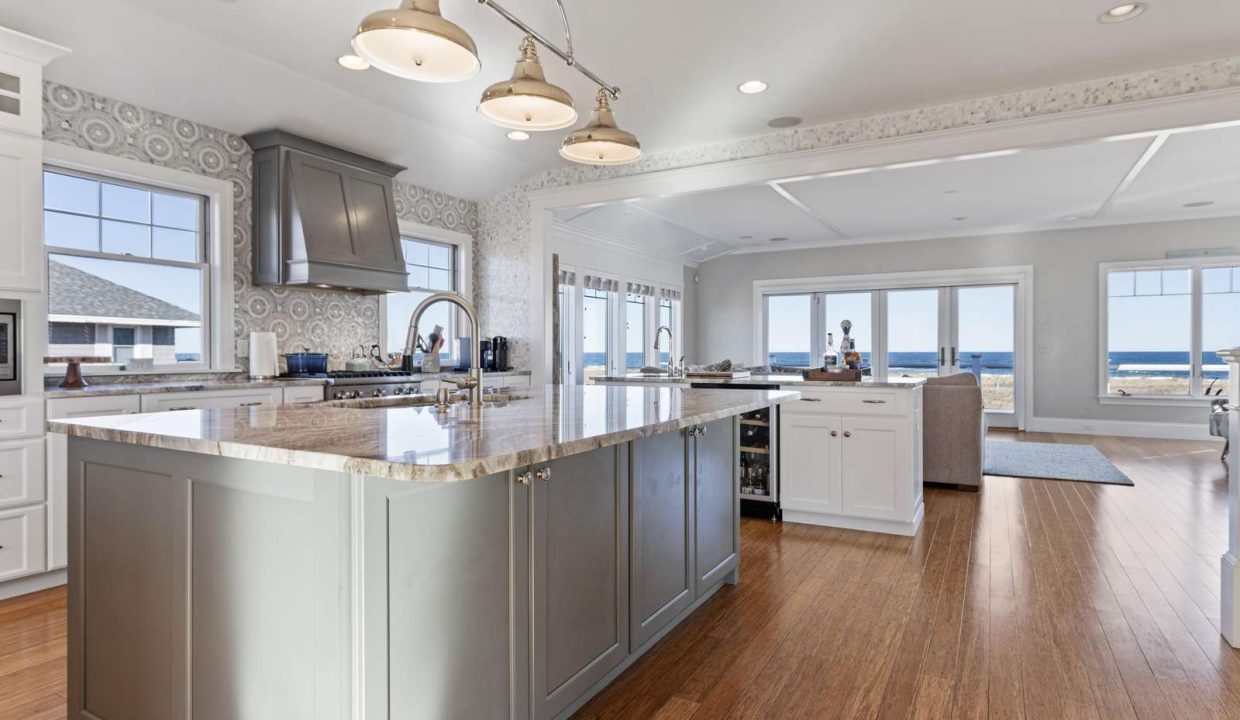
[393,387,405,395]
[334,391,346,399]
[373,389,385,397]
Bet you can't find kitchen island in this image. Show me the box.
[50,385,798,720]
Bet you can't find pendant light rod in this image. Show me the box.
[476,0,620,99]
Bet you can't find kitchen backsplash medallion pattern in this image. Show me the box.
[478,54,1240,372]
[42,82,478,369]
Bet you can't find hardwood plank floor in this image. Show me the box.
[1,431,1235,720]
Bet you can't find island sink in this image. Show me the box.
[51,385,799,720]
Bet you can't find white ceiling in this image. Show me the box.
[2,0,1238,199]
[553,122,1240,264]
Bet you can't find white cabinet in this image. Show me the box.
[779,386,923,536]
[0,395,43,440]
[0,504,46,583]
[0,437,45,510]
[281,385,325,404]
[140,387,282,412]
[0,133,42,291]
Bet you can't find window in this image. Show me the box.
[766,294,813,367]
[824,292,872,369]
[385,237,456,367]
[624,293,646,370]
[582,283,614,382]
[1101,260,1240,400]
[43,168,208,369]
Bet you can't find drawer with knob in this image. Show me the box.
[0,438,45,510]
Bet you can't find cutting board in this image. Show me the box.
[684,370,752,379]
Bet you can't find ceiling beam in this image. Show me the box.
[1091,133,1168,219]
[766,182,850,239]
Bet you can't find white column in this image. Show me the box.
[1222,347,1240,648]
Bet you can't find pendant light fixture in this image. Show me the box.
[478,36,577,131]
[560,89,642,166]
[352,0,480,83]
[350,0,640,165]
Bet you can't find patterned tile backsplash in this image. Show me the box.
[41,81,479,370]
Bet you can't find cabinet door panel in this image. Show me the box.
[532,446,628,720]
[630,429,693,648]
[778,411,842,515]
[840,416,908,521]
[694,418,738,595]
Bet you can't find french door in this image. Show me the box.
[885,284,1019,427]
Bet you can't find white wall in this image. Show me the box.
[695,216,1240,435]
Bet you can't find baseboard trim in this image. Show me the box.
[1027,416,1222,441]
[783,503,924,537]
[0,568,67,601]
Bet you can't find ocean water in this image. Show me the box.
[583,351,1227,379]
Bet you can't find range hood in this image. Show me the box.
[246,130,408,294]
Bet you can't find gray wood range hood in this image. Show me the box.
[245,130,408,294]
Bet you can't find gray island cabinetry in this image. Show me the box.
[53,385,797,720]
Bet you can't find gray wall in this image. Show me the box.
[695,216,1240,426]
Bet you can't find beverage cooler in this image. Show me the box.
[739,405,780,520]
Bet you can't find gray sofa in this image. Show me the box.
[921,373,986,490]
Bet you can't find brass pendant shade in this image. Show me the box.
[352,0,480,83]
[478,37,577,131]
[559,90,642,166]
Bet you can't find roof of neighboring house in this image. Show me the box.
[48,260,201,323]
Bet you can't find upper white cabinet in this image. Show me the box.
[0,27,69,292]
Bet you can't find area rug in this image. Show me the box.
[983,440,1133,486]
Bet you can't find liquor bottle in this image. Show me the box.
[824,333,837,369]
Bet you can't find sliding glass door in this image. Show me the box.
[886,289,940,380]
[953,285,1016,415]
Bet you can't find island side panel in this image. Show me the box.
[67,437,351,720]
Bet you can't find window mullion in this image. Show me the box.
[1191,266,1204,397]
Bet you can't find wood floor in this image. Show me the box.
[2,431,1237,720]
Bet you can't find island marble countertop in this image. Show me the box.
[43,370,533,398]
[593,373,926,389]
[48,385,800,483]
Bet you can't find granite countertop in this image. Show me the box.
[43,369,533,399]
[49,385,800,483]
[594,373,926,389]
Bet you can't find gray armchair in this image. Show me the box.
[921,373,986,490]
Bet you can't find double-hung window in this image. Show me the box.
[384,236,457,366]
[43,168,210,370]
[1101,258,1240,401]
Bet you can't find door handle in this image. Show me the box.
[240,401,264,407]
[843,431,852,438]
[950,347,958,366]
[861,399,887,404]
[830,430,838,437]
[800,398,823,403]
[535,467,552,481]
[939,347,945,365]
[516,471,532,486]
[168,406,196,411]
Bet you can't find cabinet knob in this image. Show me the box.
[843,431,852,438]
[830,430,838,437]
[535,467,552,481]
[516,472,532,486]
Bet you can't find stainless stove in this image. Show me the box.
[281,370,423,400]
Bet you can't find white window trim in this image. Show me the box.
[1097,255,1240,405]
[753,265,1034,429]
[42,142,235,376]
[378,219,474,362]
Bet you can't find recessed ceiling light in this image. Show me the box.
[1063,215,1082,221]
[1099,3,1147,22]
[506,130,530,141]
[769,237,788,242]
[739,235,754,240]
[738,80,768,94]
[1184,200,1215,208]
[337,54,370,70]
[944,189,958,195]
[767,116,802,128]
[952,216,969,222]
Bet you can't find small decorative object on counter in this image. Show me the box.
[285,350,329,376]
[824,332,837,369]
[45,356,111,389]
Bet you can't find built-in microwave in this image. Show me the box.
[0,299,19,396]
